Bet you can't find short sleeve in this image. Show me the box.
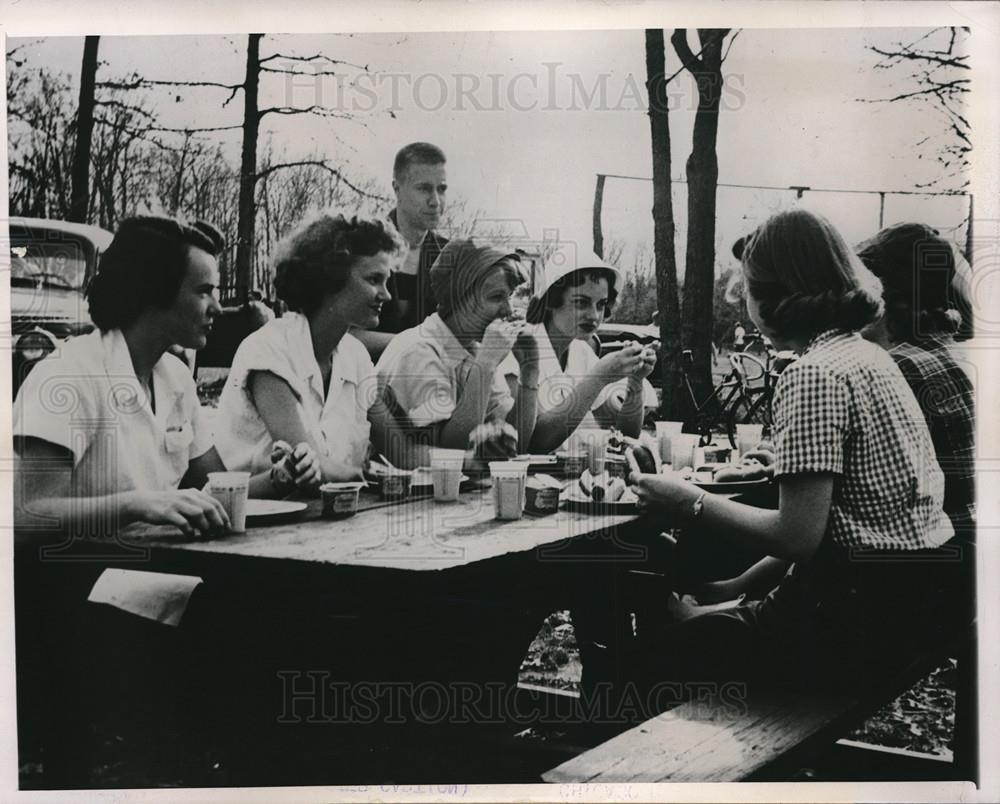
[228,327,308,403]
[384,343,457,427]
[772,361,850,477]
[13,353,98,464]
[188,398,215,459]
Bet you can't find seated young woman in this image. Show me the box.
[214,214,403,489]
[371,238,541,469]
[12,216,287,539]
[857,222,975,541]
[500,246,658,453]
[625,208,961,697]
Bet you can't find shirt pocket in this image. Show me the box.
[164,421,194,454]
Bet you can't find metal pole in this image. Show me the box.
[592,174,606,258]
[878,192,886,229]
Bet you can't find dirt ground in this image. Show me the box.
[517,609,956,758]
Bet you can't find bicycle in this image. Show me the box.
[680,344,794,447]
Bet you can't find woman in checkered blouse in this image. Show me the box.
[628,208,965,692]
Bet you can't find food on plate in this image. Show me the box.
[693,458,773,484]
[626,444,658,475]
[740,448,776,469]
[575,469,636,503]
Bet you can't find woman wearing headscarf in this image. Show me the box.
[372,237,540,469]
[500,245,658,453]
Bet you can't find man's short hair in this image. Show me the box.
[393,142,446,182]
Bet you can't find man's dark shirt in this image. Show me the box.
[378,209,448,334]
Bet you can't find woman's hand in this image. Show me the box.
[271,440,322,492]
[510,328,540,372]
[478,318,523,366]
[126,489,230,538]
[632,342,659,380]
[596,342,646,381]
[630,470,700,516]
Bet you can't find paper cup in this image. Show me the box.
[489,461,528,520]
[654,421,684,463]
[583,431,609,475]
[380,470,412,500]
[561,449,587,477]
[206,471,250,533]
[736,424,765,457]
[320,482,365,519]
[430,447,465,501]
[669,433,701,470]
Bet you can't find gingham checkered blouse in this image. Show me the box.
[771,330,953,551]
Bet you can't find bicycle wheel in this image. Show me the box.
[723,387,773,446]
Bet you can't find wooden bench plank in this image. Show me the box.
[542,689,854,783]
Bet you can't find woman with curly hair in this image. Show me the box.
[625,208,960,696]
[13,215,261,537]
[215,214,402,486]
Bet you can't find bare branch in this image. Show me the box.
[259,51,369,72]
[93,99,157,120]
[258,104,364,124]
[253,159,389,202]
[670,29,701,72]
[259,66,344,78]
[720,29,742,64]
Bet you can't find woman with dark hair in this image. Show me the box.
[500,246,657,453]
[214,213,403,484]
[13,215,267,536]
[857,222,975,541]
[625,208,960,695]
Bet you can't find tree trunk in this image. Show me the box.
[592,173,606,258]
[645,29,684,420]
[672,28,729,410]
[235,34,263,305]
[69,36,99,223]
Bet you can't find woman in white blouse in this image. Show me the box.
[502,246,658,453]
[215,214,403,487]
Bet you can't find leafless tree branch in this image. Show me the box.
[253,159,388,201]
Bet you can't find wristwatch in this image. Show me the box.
[691,491,708,518]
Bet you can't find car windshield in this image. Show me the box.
[10,240,89,291]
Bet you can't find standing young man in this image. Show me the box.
[355,142,450,360]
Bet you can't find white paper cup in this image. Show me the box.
[669,433,701,470]
[206,471,250,533]
[430,447,465,501]
[583,431,609,475]
[654,421,684,463]
[489,461,528,520]
[736,424,765,457]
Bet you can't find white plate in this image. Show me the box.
[245,499,308,522]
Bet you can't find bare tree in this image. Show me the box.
[671,28,735,411]
[68,36,100,223]
[644,29,684,419]
[863,27,970,189]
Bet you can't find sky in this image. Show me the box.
[7,27,972,272]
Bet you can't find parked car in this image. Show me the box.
[597,320,662,386]
[9,217,114,396]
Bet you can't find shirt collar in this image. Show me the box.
[805,328,854,354]
[285,313,364,397]
[423,313,476,367]
[102,328,177,420]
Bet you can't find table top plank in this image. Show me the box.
[120,491,644,572]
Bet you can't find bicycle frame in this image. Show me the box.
[681,348,782,447]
